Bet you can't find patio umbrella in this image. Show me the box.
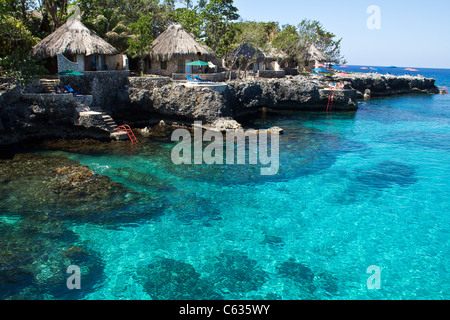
[361,67,368,70]
[339,65,349,68]
[56,69,84,76]
[186,60,210,66]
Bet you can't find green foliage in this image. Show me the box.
[0,15,39,56]
[127,13,154,75]
[0,14,47,82]
[42,0,70,31]
[0,54,48,83]
[298,19,345,64]
[83,8,131,52]
[170,7,203,39]
[0,0,346,78]
[272,24,302,67]
[200,0,239,56]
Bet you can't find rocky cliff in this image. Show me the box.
[128,76,358,125]
[0,81,111,146]
[332,73,439,97]
[0,73,440,146]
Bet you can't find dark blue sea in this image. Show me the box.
[0,67,449,300]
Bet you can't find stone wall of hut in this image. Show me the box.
[150,60,179,77]
[57,54,82,72]
[105,54,129,71]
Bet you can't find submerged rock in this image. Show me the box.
[356,161,417,189]
[137,257,222,300]
[0,153,136,221]
[206,250,267,295]
[0,214,103,299]
[277,258,340,297]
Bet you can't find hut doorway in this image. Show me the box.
[44,56,58,75]
[178,60,185,74]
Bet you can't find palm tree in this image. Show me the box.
[85,9,131,53]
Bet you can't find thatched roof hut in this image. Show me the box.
[30,18,119,59]
[307,44,326,62]
[302,44,326,71]
[225,43,266,62]
[150,24,214,62]
[263,45,288,61]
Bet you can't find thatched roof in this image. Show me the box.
[307,44,326,62]
[31,18,119,59]
[150,24,214,61]
[225,43,266,62]
[263,43,288,60]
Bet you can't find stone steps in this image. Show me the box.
[101,114,119,132]
[93,108,130,141]
[40,79,59,93]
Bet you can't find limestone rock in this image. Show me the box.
[206,118,243,132]
[267,126,284,135]
[151,84,231,122]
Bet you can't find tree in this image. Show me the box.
[0,15,39,57]
[127,13,154,75]
[297,19,345,64]
[272,24,302,68]
[84,8,131,52]
[200,0,239,57]
[1,0,38,21]
[76,0,174,52]
[41,0,70,30]
[0,16,47,82]
[170,7,202,39]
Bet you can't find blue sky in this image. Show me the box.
[232,0,450,68]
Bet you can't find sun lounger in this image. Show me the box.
[64,85,83,95]
[185,75,200,82]
[194,75,211,82]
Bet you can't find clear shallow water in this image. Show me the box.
[1,69,449,300]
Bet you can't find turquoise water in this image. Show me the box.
[1,68,449,300]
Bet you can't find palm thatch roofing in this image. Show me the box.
[307,44,326,62]
[224,43,266,62]
[150,24,214,61]
[263,44,288,61]
[30,18,119,59]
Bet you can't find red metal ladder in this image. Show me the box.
[116,125,138,143]
[327,84,336,112]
